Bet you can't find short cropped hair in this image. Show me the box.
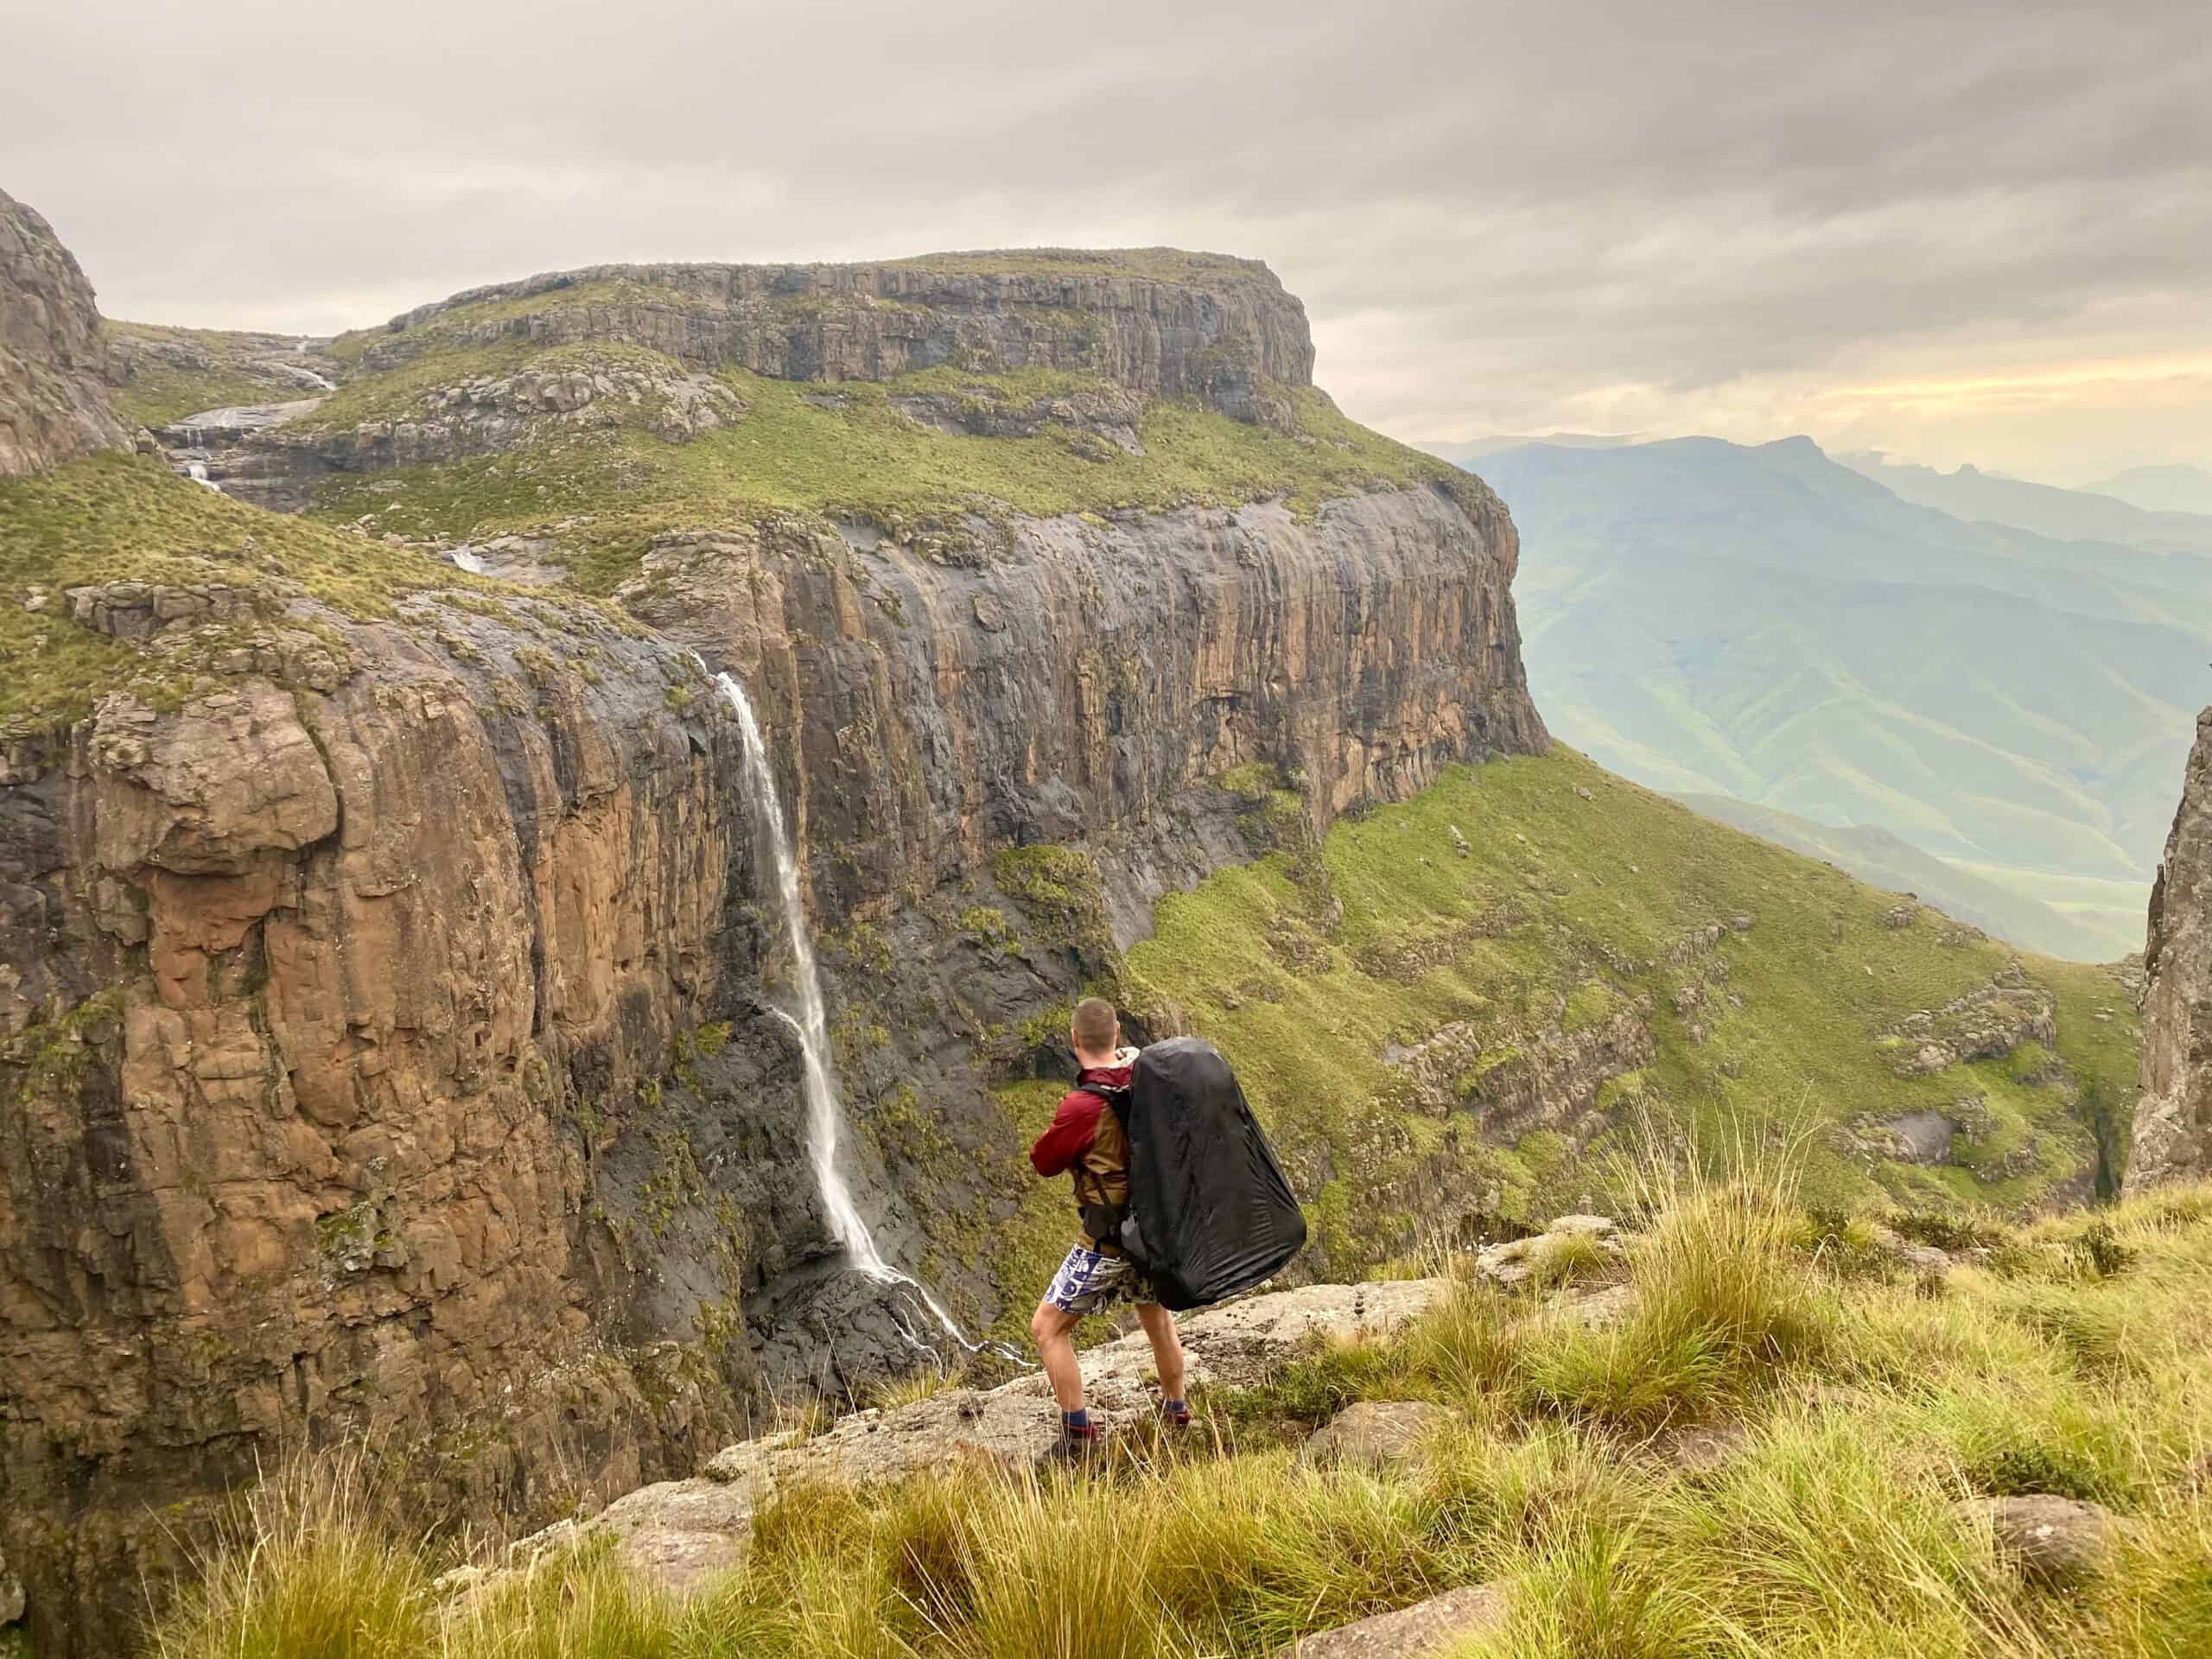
[1071,997,1119,1054]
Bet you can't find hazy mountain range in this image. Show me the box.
[2084,463,2212,518]
[1456,434,2212,961]
[1840,454,2212,556]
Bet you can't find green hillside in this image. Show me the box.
[1479,435,2212,959]
[974,747,2138,1341]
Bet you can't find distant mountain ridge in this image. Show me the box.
[1473,433,2212,960]
[1840,451,2212,556]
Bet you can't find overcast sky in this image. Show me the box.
[5,0,2206,483]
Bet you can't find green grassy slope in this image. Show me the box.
[973,749,2133,1339]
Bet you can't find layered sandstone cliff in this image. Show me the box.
[357,251,1315,424]
[0,597,776,1651]
[0,189,131,475]
[2129,708,2212,1191]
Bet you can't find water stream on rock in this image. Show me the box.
[711,670,988,1358]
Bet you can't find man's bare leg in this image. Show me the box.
[1031,1300,1085,1413]
[1135,1302,1186,1402]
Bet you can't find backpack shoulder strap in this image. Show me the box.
[1075,1070,1134,1126]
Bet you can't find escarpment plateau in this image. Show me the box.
[2,200,1554,1652]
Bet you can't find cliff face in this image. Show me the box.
[356,252,1316,425]
[620,481,1542,931]
[0,596,769,1650]
[0,190,132,475]
[2129,709,2212,1191]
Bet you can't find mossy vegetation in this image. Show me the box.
[155,1172,2212,1659]
[0,452,613,733]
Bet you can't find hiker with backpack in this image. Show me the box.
[1027,996,1190,1456]
[1027,996,1310,1458]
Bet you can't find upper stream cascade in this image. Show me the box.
[710,669,988,1358]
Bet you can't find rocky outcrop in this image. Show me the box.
[359,252,1314,424]
[1300,1400,1456,1475]
[1952,1494,2135,1581]
[516,1278,1451,1592]
[161,356,745,511]
[0,600,768,1654]
[2131,709,2212,1190]
[0,189,130,475]
[1882,963,2055,1077]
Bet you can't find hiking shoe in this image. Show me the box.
[1158,1397,1193,1430]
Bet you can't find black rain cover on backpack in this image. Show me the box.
[1117,1037,1306,1311]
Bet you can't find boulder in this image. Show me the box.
[1475,1216,1623,1287]
[1300,1401,1455,1476]
[1274,1584,1509,1657]
[1954,1494,2132,1580]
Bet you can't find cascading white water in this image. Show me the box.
[710,669,989,1355]
[450,548,493,575]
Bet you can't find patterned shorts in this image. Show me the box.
[1044,1243,1156,1317]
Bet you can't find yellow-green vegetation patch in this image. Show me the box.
[304,353,1462,594]
[1110,747,2119,1271]
[0,453,601,732]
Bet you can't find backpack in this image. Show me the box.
[1082,1037,1307,1312]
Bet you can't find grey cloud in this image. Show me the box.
[3,0,2204,473]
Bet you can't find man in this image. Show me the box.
[1027,996,1189,1456]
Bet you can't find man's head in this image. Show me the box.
[1070,997,1121,1067]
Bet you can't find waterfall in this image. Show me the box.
[186,460,220,493]
[709,669,988,1356]
[450,548,493,575]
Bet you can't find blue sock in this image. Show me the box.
[1062,1408,1091,1431]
